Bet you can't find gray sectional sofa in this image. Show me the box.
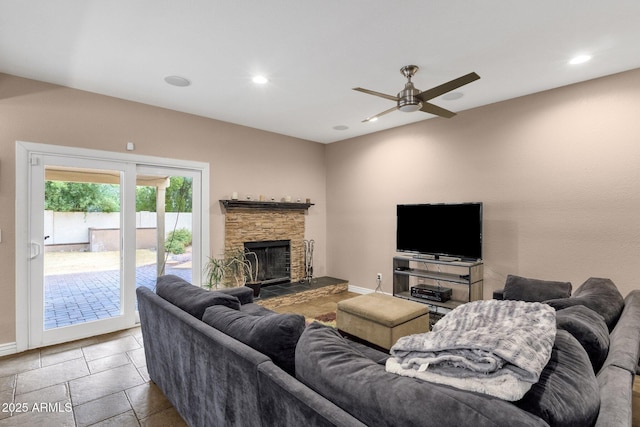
[137,274,640,427]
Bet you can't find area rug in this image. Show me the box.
[306,311,336,328]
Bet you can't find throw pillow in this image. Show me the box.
[502,274,572,302]
[156,275,240,319]
[295,322,550,427]
[515,330,600,427]
[545,277,624,331]
[555,305,609,372]
[202,305,305,376]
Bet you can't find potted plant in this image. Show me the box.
[203,256,226,290]
[225,248,261,296]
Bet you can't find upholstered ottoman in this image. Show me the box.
[336,293,429,350]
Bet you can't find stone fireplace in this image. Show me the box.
[223,202,308,286]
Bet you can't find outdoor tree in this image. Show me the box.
[45,181,120,212]
[45,177,193,213]
[136,186,156,212]
[136,176,192,212]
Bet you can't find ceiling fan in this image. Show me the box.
[353,65,480,122]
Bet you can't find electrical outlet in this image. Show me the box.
[376,273,382,281]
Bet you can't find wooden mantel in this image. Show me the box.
[220,199,314,211]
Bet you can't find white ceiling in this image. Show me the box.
[2,1,640,144]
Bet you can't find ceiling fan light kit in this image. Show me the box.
[353,65,480,122]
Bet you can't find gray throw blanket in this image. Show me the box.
[386,299,556,401]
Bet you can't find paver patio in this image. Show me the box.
[44,264,192,329]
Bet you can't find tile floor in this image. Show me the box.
[0,327,186,426]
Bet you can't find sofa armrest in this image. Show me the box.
[217,286,254,305]
[595,365,633,427]
[493,288,505,300]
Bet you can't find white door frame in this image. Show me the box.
[15,141,210,351]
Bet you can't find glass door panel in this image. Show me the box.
[44,171,122,330]
[135,167,200,311]
[30,156,136,347]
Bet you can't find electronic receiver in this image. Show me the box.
[410,284,452,302]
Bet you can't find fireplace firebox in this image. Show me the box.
[244,240,290,286]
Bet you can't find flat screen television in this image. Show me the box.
[396,202,483,261]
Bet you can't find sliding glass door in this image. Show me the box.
[17,142,209,350]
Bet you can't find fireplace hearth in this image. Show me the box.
[244,240,291,286]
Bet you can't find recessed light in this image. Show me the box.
[333,125,349,131]
[252,75,269,84]
[569,54,592,65]
[164,75,191,87]
[442,92,464,101]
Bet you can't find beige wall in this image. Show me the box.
[0,74,327,344]
[326,68,640,298]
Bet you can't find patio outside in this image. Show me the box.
[44,249,193,329]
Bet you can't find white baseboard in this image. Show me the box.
[0,342,17,357]
[347,284,372,294]
[347,285,392,296]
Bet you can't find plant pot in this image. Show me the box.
[245,282,261,297]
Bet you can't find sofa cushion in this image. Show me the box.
[202,305,305,376]
[295,322,549,427]
[239,302,277,317]
[555,305,609,372]
[503,274,572,302]
[515,330,600,427]
[545,277,624,331]
[215,285,255,305]
[156,274,240,319]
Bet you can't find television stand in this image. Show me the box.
[393,256,483,327]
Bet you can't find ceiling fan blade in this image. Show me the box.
[353,87,399,102]
[362,106,399,122]
[420,102,457,118]
[416,72,480,102]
